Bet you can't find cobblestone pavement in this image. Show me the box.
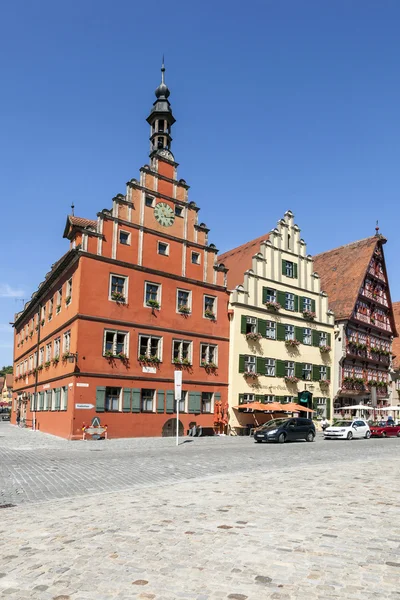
[0,424,399,599]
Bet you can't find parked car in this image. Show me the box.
[369,422,400,438]
[254,417,316,444]
[323,419,371,440]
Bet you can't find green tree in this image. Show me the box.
[0,366,13,377]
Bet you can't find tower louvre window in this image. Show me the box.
[158,120,164,132]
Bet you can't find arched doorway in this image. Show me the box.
[162,419,184,437]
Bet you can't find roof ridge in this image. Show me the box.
[219,232,271,259]
[313,236,378,258]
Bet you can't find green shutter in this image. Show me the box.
[257,319,267,336]
[96,386,106,412]
[312,330,320,347]
[64,386,68,410]
[327,366,331,380]
[262,287,268,304]
[293,263,298,278]
[188,391,201,414]
[215,392,221,404]
[157,390,165,413]
[276,359,285,378]
[240,315,247,334]
[327,332,331,346]
[313,397,319,411]
[31,393,36,411]
[256,357,265,375]
[123,388,131,412]
[277,323,286,341]
[295,363,303,379]
[312,365,320,381]
[277,291,286,307]
[294,295,299,312]
[55,388,61,410]
[239,394,244,405]
[311,299,316,313]
[279,396,286,404]
[39,392,44,411]
[282,259,286,275]
[326,399,331,419]
[131,388,141,413]
[295,327,303,342]
[255,394,263,402]
[166,390,174,413]
[239,354,245,373]
[300,297,305,312]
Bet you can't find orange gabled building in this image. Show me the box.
[12,65,229,439]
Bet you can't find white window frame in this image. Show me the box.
[175,390,187,413]
[157,241,169,256]
[285,261,294,278]
[119,230,131,246]
[246,317,257,334]
[283,396,293,403]
[105,387,122,412]
[200,343,218,366]
[243,393,255,403]
[244,355,256,373]
[51,389,56,411]
[48,298,54,320]
[303,328,312,345]
[39,347,44,365]
[24,359,28,374]
[53,338,60,359]
[303,297,312,312]
[176,289,192,314]
[109,274,128,302]
[144,281,161,308]
[191,251,201,265]
[33,352,37,368]
[138,334,162,360]
[302,363,312,381]
[285,361,295,377]
[265,358,275,376]
[319,332,328,347]
[265,395,275,403]
[320,365,327,380]
[285,325,295,341]
[201,392,214,414]
[141,389,155,412]
[145,195,155,208]
[46,343,52,362]
[266,321,276,340]
[265,288,277,303]
[285,293,295,311]
[66,278,72,304]
[63,331,71,353]
[103,330,129,357]
[56,288,62,313]
[61,387,68,411]
[29,355,33,371]
[203,295,217,319]
[172,339,192,364]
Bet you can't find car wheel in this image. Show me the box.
[365,431,371,439]
[306,432,315,442]
[347,431,353,440]
[397,432,400,438]
[381,432,386,438]
[278,433,286,444]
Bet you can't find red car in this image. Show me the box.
[369,422,400,438]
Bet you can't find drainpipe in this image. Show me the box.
[32,302,42,431]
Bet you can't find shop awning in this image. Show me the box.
[233,402,283,412]
[281,402,314,413]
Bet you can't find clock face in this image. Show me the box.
[154,202,175,227]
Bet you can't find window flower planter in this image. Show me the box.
[139,355,160,364]
[147,299,160,310]
[243,371,259,380]
[320,379,330,386]
[285,339,301,348]
[41,320,45,327]
[204,309,216,319]
[117,353,128,362]
[245,332,262,342]
[62,353,72,361]
[173,358,191,367]
[44,361,51,368]
[178,305,191,314]
[284,376,299,384]
[111,291,126,303]
[52,357,60,366]
[319,345,331,353]
[37,365,43,371]
[303,310,316,320]
[48,313,53,320]
[265,301,281,311]
[65,296,71,305]
[35,325,39,331]
[201,361,217,370]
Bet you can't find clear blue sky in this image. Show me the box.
[1,0,399,367]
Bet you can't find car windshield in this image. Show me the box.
[258,419,289,430]
[333,421,353,427]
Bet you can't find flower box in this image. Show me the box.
[204,309,216,319]
[284,376,299,384]
[117,352,128,361]
[265,301,281,311]
[178,305,191,314]
[65,296,71,305]
[37,365,43,371]
[139,355,160,364]
[48,313,53,320]
[245,332,262,341]
[35,325,39,331]
[29,332,33,338]
[44,361,51,368]
[320,379,330,386]
[62,353,72,361]
[147,299,160,310]
[201,361,217,370]
[319,345,331,353]
[285,339,300,348]
[243,371,259,379]
[52,357,60,365]
[303,310,316,320]
[104,350,115,358]
[41,320,45,327]
[111,291,126,303]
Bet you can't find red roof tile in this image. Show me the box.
[69,216,97,229]
[218,233,270,290]
[392,302,400,369]
[313,237,379,321]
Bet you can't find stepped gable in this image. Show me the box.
[218,232,270,290]
[392,302,400,369]
[313,236,379,321]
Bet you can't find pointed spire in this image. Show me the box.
[161,55,165,84]
[71,202,75,216]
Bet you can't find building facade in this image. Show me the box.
[12,65,229,439]
[313,233,398,418]
[219,211,335,434]
[0,374,13,408]
[389,301,400,412]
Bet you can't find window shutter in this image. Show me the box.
[214,392,221,404]
[313,397,319,411]
[282,259,286,275]
[295,363,303,379]
[312,365,320,381]
[239,355,245,373]
[312,330,320,347]
[188,391,201,414]
[122,388,131,412]
[240,316,247,334]
[55,388,61,410]
[293,263,298,278]
[300,297,305,312]
[276,360,285,378]
[327,332,331,346]
[255,395,263,402]
[157,390,165,413]
[277,291,286,307]
[311,299,316,313]
[326,399,331,419]
[31,394,36,411]
[257,319,266,336]
[279,396,286,404]
[96,386,106,412]
[239,394,244,405]
[294,295,299,312]
[262,287,268,304]
[327,366,331,380]
[277,324,286,341]
[295,327,303,342]
[166,390,174,413]
[131,388,141,413]
[64,386,68,410]
[39,392,44,411]
[256,357,265,375]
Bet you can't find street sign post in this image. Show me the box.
[174,370,182,446]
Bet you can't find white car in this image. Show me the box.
[324,419,371,440]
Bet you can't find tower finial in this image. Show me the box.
[161,56,165,84]
[375,220,379,236]
[71,202,75,216]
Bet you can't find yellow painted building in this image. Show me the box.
[219,210,335,434]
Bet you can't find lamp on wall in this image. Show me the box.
[66,353,78,364]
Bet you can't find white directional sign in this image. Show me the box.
[75,403,95,410]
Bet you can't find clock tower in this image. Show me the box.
[146,61,175,156]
